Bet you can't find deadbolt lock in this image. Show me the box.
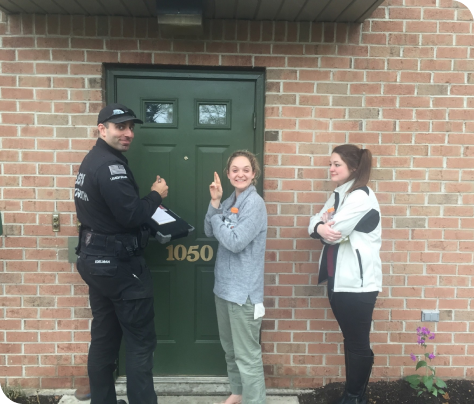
[52,213,60,232]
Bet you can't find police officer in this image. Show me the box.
[74,103,168,404]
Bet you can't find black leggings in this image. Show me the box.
[329,291,378,356]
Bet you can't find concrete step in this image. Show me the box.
[58,395,299,404]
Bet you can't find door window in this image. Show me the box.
[196,100,231,129]
[144,100,178,127]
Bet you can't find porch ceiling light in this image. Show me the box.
[157,0,203,36]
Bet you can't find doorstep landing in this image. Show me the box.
[58,395,299,404]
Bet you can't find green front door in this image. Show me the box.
[107,68,264,375]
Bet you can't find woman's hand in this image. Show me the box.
[317,221,342,242]
[321,211,330,223]
[209,171,223,209]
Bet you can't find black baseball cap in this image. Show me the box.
[97,103,143,125]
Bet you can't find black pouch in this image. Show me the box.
[75,225,84,255]
[138,226,150,249]
[115,240,132,262]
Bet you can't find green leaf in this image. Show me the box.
[425,377,433,391]
[432,387,438,397]
[405,375,420,385]
[436,379,447,388]
[416,360,427,370]
[417,391,423,396]
[423,376,433,392]
[438,389,445,395]
[424,353,430,358]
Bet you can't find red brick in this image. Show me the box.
[36,89,69,101]
[105,39,138,51]
[437,47,468,59]
[440,21,470,34]
[36,63,68,75]
[3,37,34,48]
[221,55,252,66]
[421,59,452,71]
[371,21,404,32]
[41,377,73,389]
[254,56,286,67]
[387,58,418,70]
[422,34,453,46]
[384,84,415,95]
[406,21,437,33]
[69,63,102,76]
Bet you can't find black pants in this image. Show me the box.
[77,253,157,404]
[329,291,378,356]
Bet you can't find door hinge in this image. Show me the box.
[253,112,256,129]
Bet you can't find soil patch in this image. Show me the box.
[298,379,474,404]
[11,396,62,404]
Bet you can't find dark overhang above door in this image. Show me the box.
[0,0,384,23]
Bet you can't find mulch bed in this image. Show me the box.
[298,379,474,404]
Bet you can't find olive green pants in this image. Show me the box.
[215,295,266,404]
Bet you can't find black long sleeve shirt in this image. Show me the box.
[74,137,162,235]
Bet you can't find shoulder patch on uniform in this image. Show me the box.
[109,165,126,175]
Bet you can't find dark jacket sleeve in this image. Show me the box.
[96,163,162,229]
[310,221,324,239]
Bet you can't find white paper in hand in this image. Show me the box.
[152,206,176,225]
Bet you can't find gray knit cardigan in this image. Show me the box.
[204,185,267,305]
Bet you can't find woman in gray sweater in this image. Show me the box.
[204,150,267,404]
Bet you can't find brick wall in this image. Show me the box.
[1,0,474,390]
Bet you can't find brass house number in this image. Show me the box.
[166,245,214,262]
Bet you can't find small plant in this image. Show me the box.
[405,326,447,397]
[1,383,26,402]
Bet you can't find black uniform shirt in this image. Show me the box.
[74,137,162,235]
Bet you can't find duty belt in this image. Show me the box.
[79,230,141,260]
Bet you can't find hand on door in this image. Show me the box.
[209,172,223,209]
[152,175,168,198]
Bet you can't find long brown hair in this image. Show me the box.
[225,150,261,186]
[332,144,372,193]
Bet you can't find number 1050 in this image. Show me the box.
[165,244,214,262]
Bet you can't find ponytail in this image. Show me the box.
[332,144,372,193]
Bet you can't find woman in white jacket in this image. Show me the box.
[308,144,382,404]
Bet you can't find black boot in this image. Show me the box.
[332,341,349,404]
[336,350,374,404]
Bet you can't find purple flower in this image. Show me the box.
[410,353,417,362]
[416,327,421,333]
[417,336,424,345]
[428,334,435,340]
[428,353,435,360]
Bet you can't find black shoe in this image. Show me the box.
[333,391,367,404]
[117,400,127,404]
[74,386,91,401]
